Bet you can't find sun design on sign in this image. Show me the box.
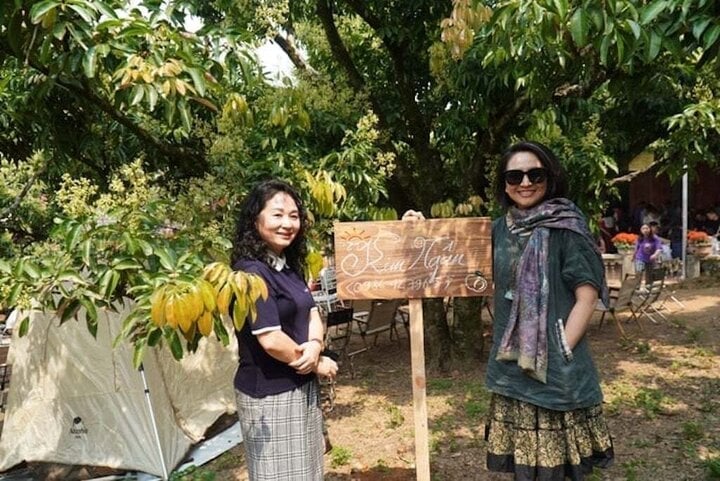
[339,226,370,241]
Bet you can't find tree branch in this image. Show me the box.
[0,43,208,176]
[342,0,433,150]
[273,17,318,75]
[315,1,367,94]
[314,0,392,134]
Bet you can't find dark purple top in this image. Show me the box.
[634,235,663,263]
[232,258,316,398]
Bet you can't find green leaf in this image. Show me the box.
[692,17,712,41]
[703,24,720,50]
[169,330,184,360]
[147,86,158,111]
[79,297,98,325]
[114,309,143,348]
[60,299,81,324]
[616,32,625,63]
[132,342,146,369]
[640,0,668,26]
[64,222,83,251]
[67,3,95,24]
[7,284,22,306]
[52,20,67,40]
[83,46,97,78]
[12,258,25,277]
[627,20,641,39]
[18,316,29,337]
[86,315,98,337]
[98,269,113,298]
[81,239,93,266]
[57,270,87,285]
[647,30,662,61]
[147,327,163,347]
[137,239,154,256]
[113,259,141,271]
[95,1,118,19]
[569,8,588,47]
[179,102,192,131]
[186,67,206,96]
[106,270,121,299]
[130,84,145,106]
[30,0,60,24]
[0,259,11,274]
[23,262,41,279]
[214,314,229,345]
[154,247,176,271]
[600,33,611,65]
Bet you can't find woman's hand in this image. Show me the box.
[315,356,338,381]
[289,340,322,374]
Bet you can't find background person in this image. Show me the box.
[633,223,663,283]
[231,179,337,481]
[484,141,614,480]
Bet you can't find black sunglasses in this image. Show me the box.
[503,167,548,186]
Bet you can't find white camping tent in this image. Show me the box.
[0,303,239,478]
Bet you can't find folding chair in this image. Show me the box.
[598,274,643,336]
[349,299,403,359]
[312,267,342,315]
[0,344,10,412]
[634,267,667,324]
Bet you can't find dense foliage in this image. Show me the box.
[2,0,720,363]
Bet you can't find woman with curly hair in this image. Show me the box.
[484,141,614,480]
[231,179,337,481]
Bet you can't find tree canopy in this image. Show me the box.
[2,0,720,363]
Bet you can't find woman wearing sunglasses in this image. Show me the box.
[485,141,614,480]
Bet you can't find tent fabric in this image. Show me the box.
[0,304,238,477]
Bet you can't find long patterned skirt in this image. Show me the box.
[235,380,324,481]
[485,394,614,481]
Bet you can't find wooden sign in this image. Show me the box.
[333,217,493,299]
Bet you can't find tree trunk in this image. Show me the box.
[422,297,453,372]
[452,297,488,361]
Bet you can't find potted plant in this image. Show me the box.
[687,230,712,258]
[611,232,639,254]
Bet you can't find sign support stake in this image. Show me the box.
[408,298,430,481]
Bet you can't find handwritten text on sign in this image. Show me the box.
[333,218,493,299]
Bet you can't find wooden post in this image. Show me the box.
[408,298,430,481]
[331,218,493,481]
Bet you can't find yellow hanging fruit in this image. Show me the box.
[164,293,179,329]
[150,287,167,327]
[197,310,214,336]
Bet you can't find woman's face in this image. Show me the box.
[255,192,300,255]
[640,224,651,236]
[504,151,548,210]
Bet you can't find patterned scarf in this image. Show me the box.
[495,198,609,384]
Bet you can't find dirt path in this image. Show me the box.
[205,283,720,481]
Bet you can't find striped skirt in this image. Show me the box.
[235,380,324,481]
[485,394,614,481]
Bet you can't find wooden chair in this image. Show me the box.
[349,299,403,359]
[598,275,643,336]
[634,267,667,324]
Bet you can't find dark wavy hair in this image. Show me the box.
[231,179,308,274]
[495,140,568,209]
